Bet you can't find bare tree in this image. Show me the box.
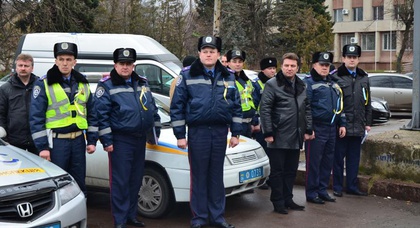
[393,0,414,73]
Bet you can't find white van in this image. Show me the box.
[15,32,182,107]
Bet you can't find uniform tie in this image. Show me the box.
[208,71,213,77]
[352,72,356,78]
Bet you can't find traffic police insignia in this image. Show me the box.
[96,86,105,98]
[349,46,355,52]
[33,85,41,99]
[323,53,330,60]
[235,50,241,56]
[61,42,69,50]
[123,50,130,57]
[176,76,182,86]
[205,36,212,43]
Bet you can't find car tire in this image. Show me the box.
[138,167,174,218]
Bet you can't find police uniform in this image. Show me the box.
[30,42,98,194]
[226,50,259,137]
[331,44,371,197]
[304,52,346,204]
[94,48,161,227]
[170,36,242,228]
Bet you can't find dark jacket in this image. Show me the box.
[95,69,161,148]
[0,73,38,148]
[331,64,372,136]
[30,65,98,152]
[305,68,346,127]
[259,71,312,150]
[170,60,242,139]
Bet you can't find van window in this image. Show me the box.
[139,65,172,97]
[75,64,114,73]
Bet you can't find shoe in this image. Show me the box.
[319,194,336,202]
[306,197,325,204]
[190,224,202,228]
[259,183,269,190]
[333,191,343,197]
[274,206,288,214]
[285,201,305,210]
[212,222,235,228]
[347,190,368,196]
[115,224,126,228]
[127,218,145,227]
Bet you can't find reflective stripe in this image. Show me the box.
[232,117,242,124]
[88,126,98,132]
[311,83,330,90]
[63,87,71,93]
[186,78,211,85]
[242,118,252,123]
[137,86,150,92]
[109,87,134,95]
[32,131,47,140]
[99,127,112,136]
[172,120,186,127]
[154,122,162,127]
[216,80,235,87]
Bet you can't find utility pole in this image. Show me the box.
[213,0,221,36]
[402,0,420,130]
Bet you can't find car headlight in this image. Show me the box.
[255,146,267,159]
[371,101,386,111]
[55,175,82,206]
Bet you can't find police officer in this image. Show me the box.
[332,44,371,197]
[304,52,346,204]
[253,57,277,189]
[95,48,161,228]
[227,49,259,138]
[30,42,97,194]
[170,36,242,228]
[0,54,38,154]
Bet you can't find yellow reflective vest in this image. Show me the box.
[235,80,256,111]
[44,80,90,129]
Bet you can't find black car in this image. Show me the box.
[371,97,391,123]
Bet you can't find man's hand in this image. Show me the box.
[177,138,187,149]
[265,136,274,143]
[304,132,315,141]
[229,136,239,148]
[251,124,261,133]
[338,127,346,138]
[86,145,96,154]
[104,145,113,153]
[39,150,51,161]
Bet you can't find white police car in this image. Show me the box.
[85,98,270,219]
[0,140,87,228]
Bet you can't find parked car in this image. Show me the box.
[85,85,270,218]
[371,97,391,123]
[0,140,87,227]
[368,73,413,112]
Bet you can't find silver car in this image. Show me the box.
[368,73,413,112]
[0,140,87,228]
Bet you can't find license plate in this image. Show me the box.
[239,167,263,183]
[32,222,60,228]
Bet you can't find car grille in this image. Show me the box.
[0,180,55,223]
[227,151,258,164]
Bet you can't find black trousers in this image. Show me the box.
[266,148,300,207]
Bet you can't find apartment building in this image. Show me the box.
[325,0,413,72]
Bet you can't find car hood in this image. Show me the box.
[0,144,67,186]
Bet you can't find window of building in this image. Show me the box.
[383,32,396,51]
[341,34,354,46]
[361,33,375,51]
[353,7,363,21]
[373,6,384,20]
[334,9,343,22]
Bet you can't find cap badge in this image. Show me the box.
[205,37,212,43]
[123,50,130,57]
[269,60,272,63]
[349,46,356,52]
[61,43,69,50]
[235,50,241,56]
[323,53,329,59]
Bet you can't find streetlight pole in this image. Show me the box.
[213,0,221,36]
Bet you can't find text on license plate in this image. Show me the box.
[239,167,263,183]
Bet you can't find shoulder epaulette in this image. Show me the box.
[39,75,47,80]
[182,66,191,72]
[138,75,148,81]
[100,76,111,82]
[329,69,338,75]
[228,68,235,74]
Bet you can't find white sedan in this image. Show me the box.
[85,100,270,218]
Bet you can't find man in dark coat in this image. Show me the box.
[259,52,313,214]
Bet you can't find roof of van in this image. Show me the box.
[16,32,181,64]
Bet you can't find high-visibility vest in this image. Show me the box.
[44,80,90,129]
[257,79,264,91]
[235,80,256,111]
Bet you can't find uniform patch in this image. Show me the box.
[33,85,41,99]
[176,76,182,86]
[96,86,105,98]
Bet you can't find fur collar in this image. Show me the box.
[46,65,88,85]
[109,69,144,86]
[258,71,271,83]
[310,68,332,82]
[189,59,231,78]
[234,70,249,81]
[275,71,305,96]
[336,64,368,77]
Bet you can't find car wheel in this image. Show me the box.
[138,167,174,218]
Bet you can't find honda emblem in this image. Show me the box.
[17,202,33,218]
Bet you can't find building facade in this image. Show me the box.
[325,0,413,72]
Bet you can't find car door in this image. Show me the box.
[391,76,412,111]
[369,76,395,109]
